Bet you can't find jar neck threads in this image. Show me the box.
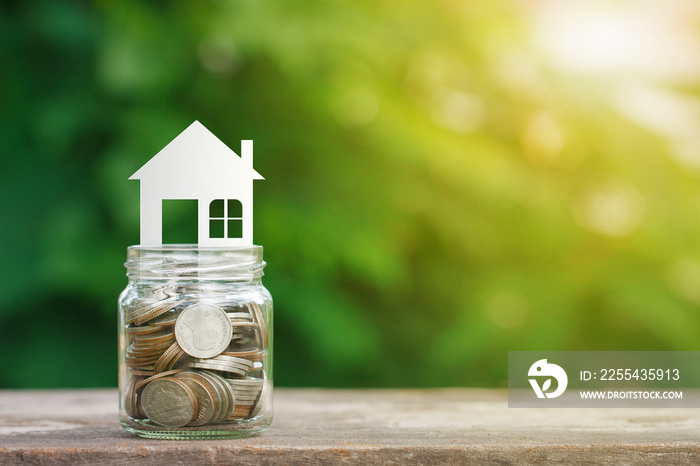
[125,245,265,282]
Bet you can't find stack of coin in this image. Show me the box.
[125,329,176,375]
[137,370,240,427]
[125,297,180,327]
[123,374,146,419]
[187,355,254,376]
[174,371,234,426]
[140,377,198,427]
[122,298,269,427]
[226,376,266,419]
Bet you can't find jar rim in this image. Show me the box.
[125,245,265,280]
[127,244,263,252]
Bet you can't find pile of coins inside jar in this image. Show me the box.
[122,289,269,428]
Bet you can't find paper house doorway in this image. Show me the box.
[162,199,198,244]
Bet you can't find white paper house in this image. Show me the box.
[130,121,264,247]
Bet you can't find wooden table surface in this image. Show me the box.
[0,388,698,465]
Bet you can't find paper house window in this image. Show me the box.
[210,199,243,239]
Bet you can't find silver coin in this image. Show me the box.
[188,371,227,423]
[195,362,250,373]
[194,355,252,366]
[140,377,197,427]
[229,385,263,393]
[187,361,248,377]
[249,302,269,350]
[234,400,256,406]
[175,372,218,426]
[175,303,233,358]
[234,394,261,401]
[199,371,236,421]
[227,377,264,387]
[207,355,254,367]
[197,360,250,372]
[226,379,262,393]
[230,384,263,391]
[250,361,263,371]
[228,379,262,393]
[195,357,253,371]
[251,380,270,417]
[228,381,261,389]
[233,393,261,400]
[127,299,178,325]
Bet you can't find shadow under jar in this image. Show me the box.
[118,246,273,439]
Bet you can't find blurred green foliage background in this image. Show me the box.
[3,0,700,388]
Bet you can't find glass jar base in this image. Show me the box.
[120,418,270,440]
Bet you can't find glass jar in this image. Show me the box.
[118,245,272,439]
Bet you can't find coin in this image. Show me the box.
[129,367,155,376]
[198,355,254,369]
[126,323,168,335]
[122,296,269,428]
[234,394,261,401]
[249,302,269,350]
[125,355,160,365]
[230,321,257,328]
[166,350,186,371]
[192,359,250,371]
[232,407,251,414]
[175,303,233,358]
[227,376,265,387]
[175,372,218,426]
[181,370,226,423]
[234,400,256,407]
[153,342,183,374]
[187,361,248,377]
[229,386,264,392]
[124,375,141,418]
[221,350,262,359]
[135,369,185,390]
[131,329,176,345]
[199,370,236,421]
[130,337,176,348]
[127,299,179,326]
[141,377,198,427]
[148,311,181,327]
[250,379,269,417]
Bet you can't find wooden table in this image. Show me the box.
[1,388,698,464]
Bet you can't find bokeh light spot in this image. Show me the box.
[571,180,646,237]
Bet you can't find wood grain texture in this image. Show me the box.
[0,388,698,465]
